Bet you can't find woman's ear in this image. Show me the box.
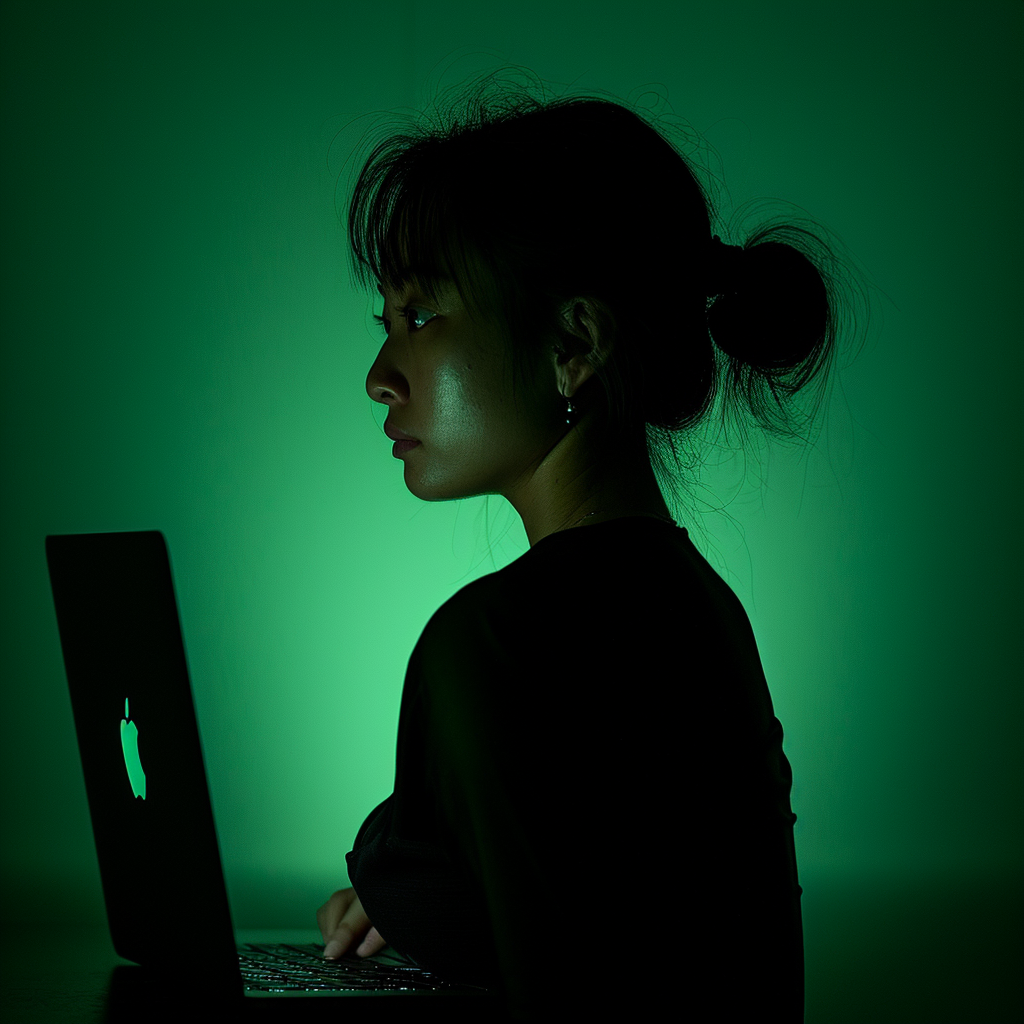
[558,297,616,370]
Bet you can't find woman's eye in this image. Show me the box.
[373,306,434,335]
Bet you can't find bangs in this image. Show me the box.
[348,137,503,327]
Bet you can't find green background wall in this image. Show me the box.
[2,2,1021,1021]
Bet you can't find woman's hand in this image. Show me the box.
[316,887,387,959]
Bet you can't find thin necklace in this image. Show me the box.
[567,509,676,530]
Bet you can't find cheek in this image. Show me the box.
[424,364,473,451]
[429,362,498,444]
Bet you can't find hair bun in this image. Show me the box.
[706,239,826,370]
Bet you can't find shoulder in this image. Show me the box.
[409,558,568,747]
[414,524,710,682]
[413,571,517,700]
[411,521,760,710]
[418,572,505,655]
[417,548,551,657]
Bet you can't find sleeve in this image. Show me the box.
[417,592,526,1012]
[417,586,645,1019]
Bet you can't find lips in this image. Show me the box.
[383,423,419,443]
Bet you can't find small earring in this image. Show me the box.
[565,396,577,427]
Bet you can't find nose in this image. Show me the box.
[366,350,409,408]
[367,372,411,409]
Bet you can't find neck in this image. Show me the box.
[514,412,671,546]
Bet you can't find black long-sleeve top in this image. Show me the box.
[346,516,804,1021]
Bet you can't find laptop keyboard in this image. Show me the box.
[237,942,488,993]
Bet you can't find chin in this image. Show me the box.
[402,460,492,504]
[401,464,453,502]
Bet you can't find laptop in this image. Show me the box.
[45,530,499,1014]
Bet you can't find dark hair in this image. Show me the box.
[339,67,868,537]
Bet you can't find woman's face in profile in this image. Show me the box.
[365,275,561,505]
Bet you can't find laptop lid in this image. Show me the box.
[46,531,240,989]
[47,529,499,1011]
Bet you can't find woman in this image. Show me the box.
[317,70,858,1022]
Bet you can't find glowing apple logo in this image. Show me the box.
[120,697,146,800]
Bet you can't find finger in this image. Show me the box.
[324,899,371,959]
[317,890,353,943]
[323,924,359,959]
[355,926,387,958]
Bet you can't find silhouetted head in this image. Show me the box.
[344,69,861,541]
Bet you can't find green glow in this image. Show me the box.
[2,4,1021,1021]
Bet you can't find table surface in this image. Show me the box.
[0,926,506,1022]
